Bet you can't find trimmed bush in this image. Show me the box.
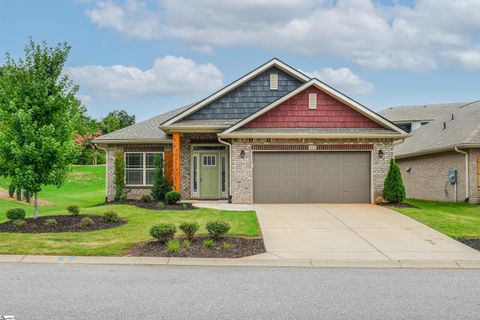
[13,219,26,228]
[8,183,16,198]
[203,239,214,249]
[165,191,181,205]
[114,152,125,201]
[181,239,191,248]
[223,242,233,250]
[179,221,199,240]
[15,185,22,201]
[140,194,152,202]
[80,217,95,227]
[166,239,181,253]
[23,189,32,203]
[151,154,171,201]
[383,159,406,204]
[44,219,58,228]
[158,201,165,209]
[150,223,176,242]
[118,194,128,202]
[102,210,120,223]
[206,221,230,239]
[67,205,80,216]
[6,208,26,220]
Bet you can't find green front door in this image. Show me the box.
[200,154,220,198]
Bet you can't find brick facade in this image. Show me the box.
[229,138,394,204]
[396,150,480,203]
[244,87,382,129]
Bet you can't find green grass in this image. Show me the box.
[390,199,480,239]
[0,165,260,256]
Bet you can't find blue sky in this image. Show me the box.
[1,0,480,121]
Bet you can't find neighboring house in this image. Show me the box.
[385,101,480,203]
[93,59,407,204]
[379,102,467,133]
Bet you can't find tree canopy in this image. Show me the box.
[100,110,135,134]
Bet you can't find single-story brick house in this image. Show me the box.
[380,101,480,203]
[93,59,408,204]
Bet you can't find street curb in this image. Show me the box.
[1,254,480,269]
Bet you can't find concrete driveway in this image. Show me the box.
[254,204,480,261]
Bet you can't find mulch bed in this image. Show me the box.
[457,238,480,252]
[378,202,418,208]
[0,215,127,233]
[126,235,265,258]
[100,200,194,211]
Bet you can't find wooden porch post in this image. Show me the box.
[172,132,181,192]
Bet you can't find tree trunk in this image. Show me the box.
[34,192,39,219]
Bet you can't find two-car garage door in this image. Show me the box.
[253,152,371,203]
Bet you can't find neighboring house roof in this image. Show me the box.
[379,102,467,122]
[222,79,408,136]
[93,104,193,144]
[395,101,480,158]
[161,58,310,126]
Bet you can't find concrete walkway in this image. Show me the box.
[254,204,480,261]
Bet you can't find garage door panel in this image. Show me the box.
[253,151,370,203]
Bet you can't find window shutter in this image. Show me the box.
[308,93,317,109]
[270,73,278,90]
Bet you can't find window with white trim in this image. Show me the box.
[270,73,278,90]
[308,93,317,109]
[125,152,162,186]
[203,155,216,166]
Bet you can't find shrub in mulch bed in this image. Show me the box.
[101,200,194,211]
[0,214,127,233]
[457,239,480,252]
[378,202,418,208]
[126,235,265,258]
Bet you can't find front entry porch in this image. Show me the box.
[191,146,229,200]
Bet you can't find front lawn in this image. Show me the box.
[0,165,260,256]
[390,199,480,239]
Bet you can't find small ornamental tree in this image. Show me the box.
[383,158,406,204]
[0,40,81,218]
[114,152,125,201]
[151,154,171,201]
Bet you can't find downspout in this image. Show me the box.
[454,147,469,202]
[95,144,109,203]
[218,137,233,203]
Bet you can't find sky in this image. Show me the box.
[1,0,480,121]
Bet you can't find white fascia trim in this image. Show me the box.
[93,139,172,145]
[218,133,409,139]
[162,59,310,126]
[222,79,408,135]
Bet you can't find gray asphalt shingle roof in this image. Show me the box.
[395,101,480,157]
[379,102,468,122]
[93,104,193,143]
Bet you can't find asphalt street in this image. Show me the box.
[1,263,479,319]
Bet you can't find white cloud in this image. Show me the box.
[304,68,374,95]
[441,49,480,70]
[66,56,224,99]
[85,0,480,71]
[77,94,93,105]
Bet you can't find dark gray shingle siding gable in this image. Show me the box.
[184,66,304,120]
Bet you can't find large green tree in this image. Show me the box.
[0,40,82,218]
[100,110,135,134]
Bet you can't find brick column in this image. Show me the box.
[172,132,181,192]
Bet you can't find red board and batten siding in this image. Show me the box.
[243,87,382,128]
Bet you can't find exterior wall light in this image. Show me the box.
[240,150,245,159]
[378,150,384,158]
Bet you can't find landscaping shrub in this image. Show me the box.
[13,219,26,228]
[80,217,94,227]
[181,239,191,248]
[140,194,152,202]
[151,154,171,201]
[206,221,231,239]
[44,219,58,228]
[15,185,22,201]
[166,239,181,253]
[150,223,176,242]
[182,203,189,209]
[114,152,125,201]
[383,159,406,204]
[6,208,26,220]
[102,210,120,223]
[203,239,214,249]
[67,205,80,216]
[8,183,16,198]
[158,201,165,209]
[165,191,181,205]
[223,242,232,250]
[23,189,32,203]
[118,194,128,202]
[179,221,199,240]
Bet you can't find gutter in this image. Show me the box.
[454,147,469,202]
[218,133,410,139]
[217,137,233,203]
[93,139,173,144]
